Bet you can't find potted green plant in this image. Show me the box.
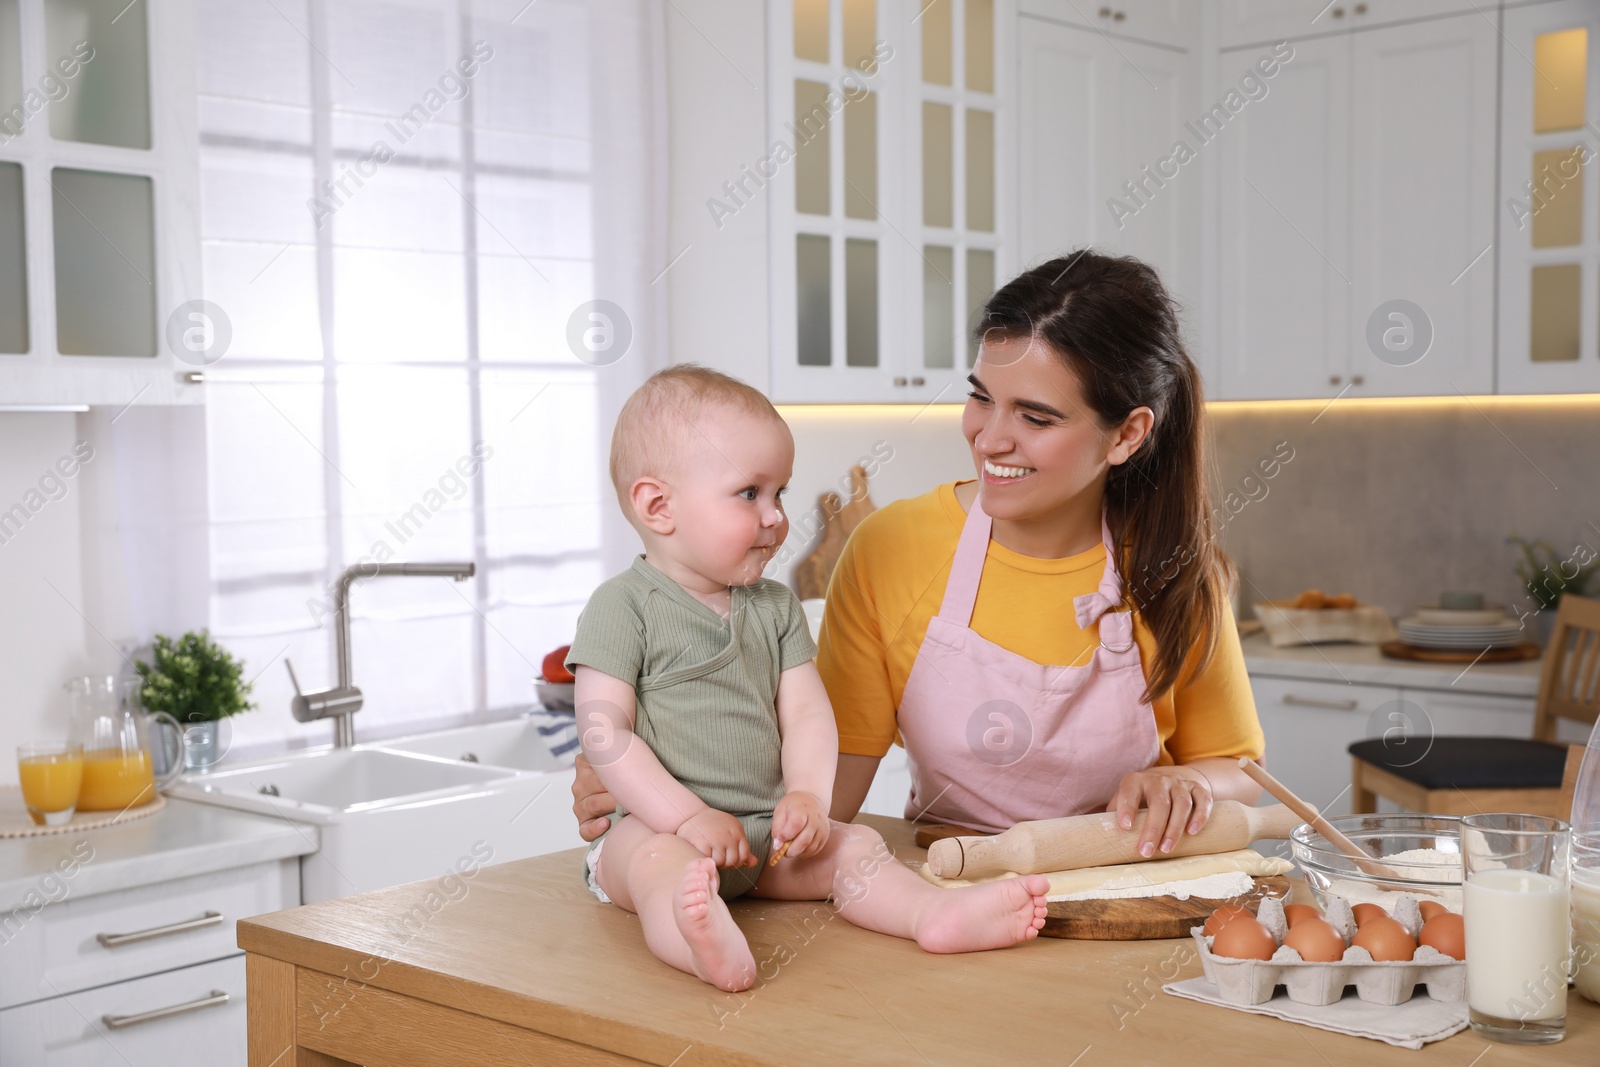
[135,630,255,772]
[1507,535,1600,643]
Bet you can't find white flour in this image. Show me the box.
[1047,870,1256,903]
[1322,846,1462,911]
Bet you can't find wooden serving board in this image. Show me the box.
[910,823,1292,941]
[1379,640,1540,663]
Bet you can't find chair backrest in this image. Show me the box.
[1534,594,1600,742]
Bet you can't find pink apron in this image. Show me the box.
[897,492,1161,833]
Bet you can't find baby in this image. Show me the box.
[567,364,1049,991]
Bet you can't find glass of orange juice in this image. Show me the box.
[17,743,84,826]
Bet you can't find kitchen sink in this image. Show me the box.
[375,718,571,773]
[169,726,584,903]
[169,747,513,817]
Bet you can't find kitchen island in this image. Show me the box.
[240,815,1597,1066]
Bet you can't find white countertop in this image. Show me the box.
[1240,633,1543,697]
[0,797,317,910]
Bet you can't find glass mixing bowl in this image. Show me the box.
[1290,813,1464,911]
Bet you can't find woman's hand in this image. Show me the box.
[1108,765,1214,858]
[571,753,616,842]
[677,809,757,869]
[772,791,830,862]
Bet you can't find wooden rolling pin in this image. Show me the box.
[924,801,1302,880]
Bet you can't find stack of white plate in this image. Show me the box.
[1398,606,1524,650]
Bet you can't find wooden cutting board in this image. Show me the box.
[911,823,1291,941]
[1380,640,1540,663]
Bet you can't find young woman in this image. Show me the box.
[572,250,1264,860]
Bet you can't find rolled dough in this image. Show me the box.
[915,847,1292,898]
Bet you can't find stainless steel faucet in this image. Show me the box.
[286,561,476,748]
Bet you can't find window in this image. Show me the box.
[768,0,1008,402]
[197,0,622,755]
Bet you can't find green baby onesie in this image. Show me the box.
[567,557,818,900]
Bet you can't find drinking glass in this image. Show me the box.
[17,742,84,826]
[1463,813,1571,1044]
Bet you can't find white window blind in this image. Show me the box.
[196,0,657,756]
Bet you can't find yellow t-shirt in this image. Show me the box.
[817,482,1263,766]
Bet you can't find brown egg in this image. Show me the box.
[1210,917,1278,960]
[1283,918,1345,962]
[1352,917,1416,962]
[1203,904,1254,938]
[1418,900,1450,921]
[1351,903,1389,927]
[1282,903,1321,928]
[1419,913,1465,960]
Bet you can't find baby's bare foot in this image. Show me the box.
[914,875,1050,954]
[674,858,756,990]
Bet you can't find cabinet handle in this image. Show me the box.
[910,376,926,386]
[893,376,908,386]
[1332,6,1345,16]
[97,911,224,948]
[1098,6,1111,15]
[1329,375,1342,386]
[1350,374,1365,386]
[1354,2,1368,13]
[1282,694,1359,712]
[103,990,230,1030]
[1113,10,1125,20]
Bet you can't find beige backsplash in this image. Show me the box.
[1210,398,1600,621]
[779,398,1600,624]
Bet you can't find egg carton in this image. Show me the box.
[1190,894,1465,1007]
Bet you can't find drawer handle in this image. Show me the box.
[102,990,230,1030]
[1282,694,1359,712]
[97,911,224,948]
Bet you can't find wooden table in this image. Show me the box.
[240,815,1598,1066]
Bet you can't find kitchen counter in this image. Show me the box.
[240,815,1597,1066]
[1241,633,1543,697]
[0,797,317,911]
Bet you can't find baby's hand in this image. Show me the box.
[771,791,830,863]
[676,808,756,869]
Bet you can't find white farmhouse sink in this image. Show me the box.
[169,746,565,903]
[376,718,570,773]
[374,719,585,858]
[170,747,511,817]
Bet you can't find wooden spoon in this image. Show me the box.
[1238,757,1438,891]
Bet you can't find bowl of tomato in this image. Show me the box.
[536,644,576,711]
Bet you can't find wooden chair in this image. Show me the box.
[1349,593,1600,819]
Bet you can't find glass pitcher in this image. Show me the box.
[66,675,182,811]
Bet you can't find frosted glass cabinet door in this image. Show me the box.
[0,0,19,111]
[0,161,25,353]
[46,0,152,149]
[52,168,157,357]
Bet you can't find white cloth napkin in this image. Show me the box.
[1164,977,1469,1049]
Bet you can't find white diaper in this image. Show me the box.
[584,837,612,904]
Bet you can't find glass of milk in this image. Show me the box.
[1462,813,1571,1045]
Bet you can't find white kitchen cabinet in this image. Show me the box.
[1348,12,1497,396]
[0,0,202,408]
[1496,0,1600,394]
[1215,34,1351,400]
[0,858,296,1009]
[1019,0,1199,50]
[0,955,245,1067]
[1398,687,1594,745]
[860,743,914,819]
[1251,675,1402,819]
[1213,13,1495,399]
[0,857,295,1067]
[1016,14,1200,328]
[767,0,1015,404]
[1216,0,1499,51]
